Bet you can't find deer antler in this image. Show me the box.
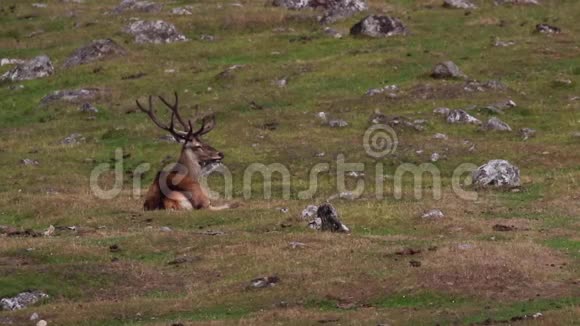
[136,92,216,141]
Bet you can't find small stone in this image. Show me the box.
[274,77,288,88]
[493,38,516,47]
[200,34,215,41]
[40,88,105,106]
[159,226,172,232]
[485,117,512,131]
[532,312,543,319]
[431,61,466,79]
[446,110,481,125]
[323,27,343,39]
[79,103,98,113]
[443,0,477,9]
[433,107,451,116]
[409,260,421,267]
[433,133,448,140]
[422,209,444,219]
[36,321,47,326]
[249,276,279,289]
[43,225,55,237]
[301,205,318,219]
[328,119,348,128]
[171,7,192,15]
[458,243,474,250]
[21,159,39,166]
[430,152,441,162]
[519,128,536,140]
[535,23,560,34]
[289,241,305,249]
[113,0,162,14]
[30,313,39,321]
[32,3,48,8]
[60,133,85,145]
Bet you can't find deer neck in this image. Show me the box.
[177,149,202,181]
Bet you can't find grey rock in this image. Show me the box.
[446,110,481,125]
[443,0,477,9]
[472,159,520,188]
[433,133,448,140]
[301,205,318,219]
[350,15,408,38]
[30,312,39,321]
[493,38,516,47]
[124,20,188,44]
[308,203,349,232]
[433,107,451,116]
[273,0,367,11]
[0,58,25,66]
[421,209,444,219]
[249,275,279,289]
[79,103,98,113]
[63,39,126,68]
[430,152,441,162]
[20,159,39,166]
[571,132,580,139]
[520,128,536,140]
[485,117,512,131]
[289,241,305,248]
[431,61,466,79]
[40,88,104,106]
[113,0,162,14]
[366,84,398,96]
[464,80,507,92]
[171,7,192,15]
[1,291,49,311]
[323,27,343,39]
[0,55,53,82]
[536,23,560,34]
[495,0,539,4]
[60,133,85,145]
[328,119,348,128]
[200,34,215,41]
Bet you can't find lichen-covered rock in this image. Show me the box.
[443,0,477,9]
[0,55,53,82]
[1,291,49,311]
[485,117,512,131]
[431,61,466,79]
[472,159,520,188]
[40,88,105,106]
[63,39,126,68]
[446,109,481,125]
[124,20,188,44]
[350,15,408,38]
[113,0,162,14]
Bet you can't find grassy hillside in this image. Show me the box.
[0,0,579,325]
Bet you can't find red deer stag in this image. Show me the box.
[137,92,230,211]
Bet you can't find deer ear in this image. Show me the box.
[197,114,216,136]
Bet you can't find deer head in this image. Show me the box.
[136,92,224,167]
